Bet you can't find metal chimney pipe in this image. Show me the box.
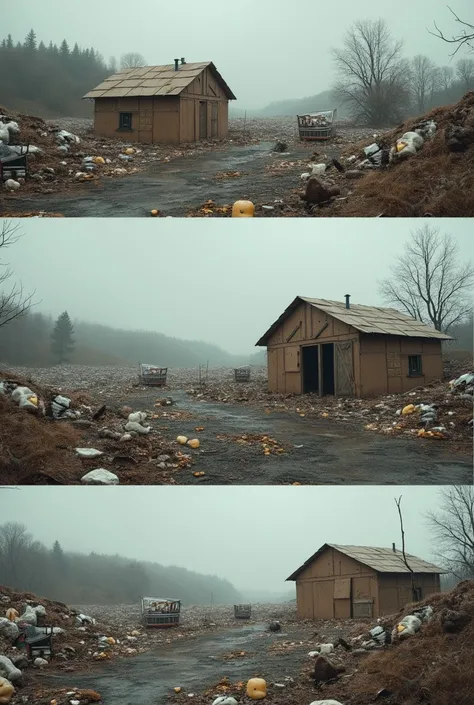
[174,59,179,71]
[392,543,396,553]
[180,57,186,65]
[345,294,350,309]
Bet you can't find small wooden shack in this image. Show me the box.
[84,59,236,144]
[256,296,452,398]
[287,543,444,619]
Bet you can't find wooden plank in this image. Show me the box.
[313,321,329,339]
[335,341,355,396]
[334,578,351,599]
[286,321,302,343]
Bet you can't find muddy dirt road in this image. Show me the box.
[116,390,472,484]
[10,142,312,217]
[37,624,311,705]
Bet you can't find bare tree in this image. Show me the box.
[120,52,146,69]
[456,57,474,91]
[439,64,455,92]
[332,19,410,125]
[426,487,474,579]
[411,55,439,112]
[395,496,417,602]
[0,221,35,328]
[379,225,474,331]
[431,7,474,55]
[0,522,40,587]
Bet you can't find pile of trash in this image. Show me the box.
[0,369,196,485]
[331,91,474,217]
[314,581,474,705]
[286,118,440,213]
[0,110,257,198]
[363,372,473,446]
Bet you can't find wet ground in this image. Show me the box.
[36,623,311,705]
[116,390,472,485]
[10,142,311,217]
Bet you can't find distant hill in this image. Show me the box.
[241,588,295,603]
[230,90,350,119]
[0,311,264,368]
[74,320,263,368]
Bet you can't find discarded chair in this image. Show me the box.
[234,604,252,619]
[234,366,251,383]
[0,149,28,182]
[138,363,168,387]
[297,109,337,141]
[140,597,181,628]
[26,629,53,661]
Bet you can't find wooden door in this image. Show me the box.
[334,577,351,618]
[199,101,208,139]
[335,341,354,396]
[210,102,218,137]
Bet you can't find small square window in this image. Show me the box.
[408,355,422,376]
[119,112,132,130]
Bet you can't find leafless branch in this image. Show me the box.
[395,496,417,601]
[0,221,36,328]
[430,7,474,56]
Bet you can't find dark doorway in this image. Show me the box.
[321,343,335,395]
[210,103,218,137]
[199,101,208,139]
[302,345,319,393]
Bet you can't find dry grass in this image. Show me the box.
[0,371,84,484]
[314,581,474,705]
[333,92,474,217]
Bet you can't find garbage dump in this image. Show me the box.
[0,368,199,485]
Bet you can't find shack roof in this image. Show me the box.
[84,62,236,100]
[286,543,446,580]
[256,296,453,346]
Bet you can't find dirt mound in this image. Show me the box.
[326,581,474,705]
[333,91,474,217]
[0,370,84,484]
[0,369,195,485]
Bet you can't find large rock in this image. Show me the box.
[0,619,18,642]
[81,469,119,486]
[9,655,28,670]
[303,177,332,205]
[0,656,21,684]
[445,125,474,152]
[312,655,345,683]
[440,609,470,633]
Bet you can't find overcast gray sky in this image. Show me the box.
[6,0,471,108]
[4,218,473,355]
[0,485,448,592]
